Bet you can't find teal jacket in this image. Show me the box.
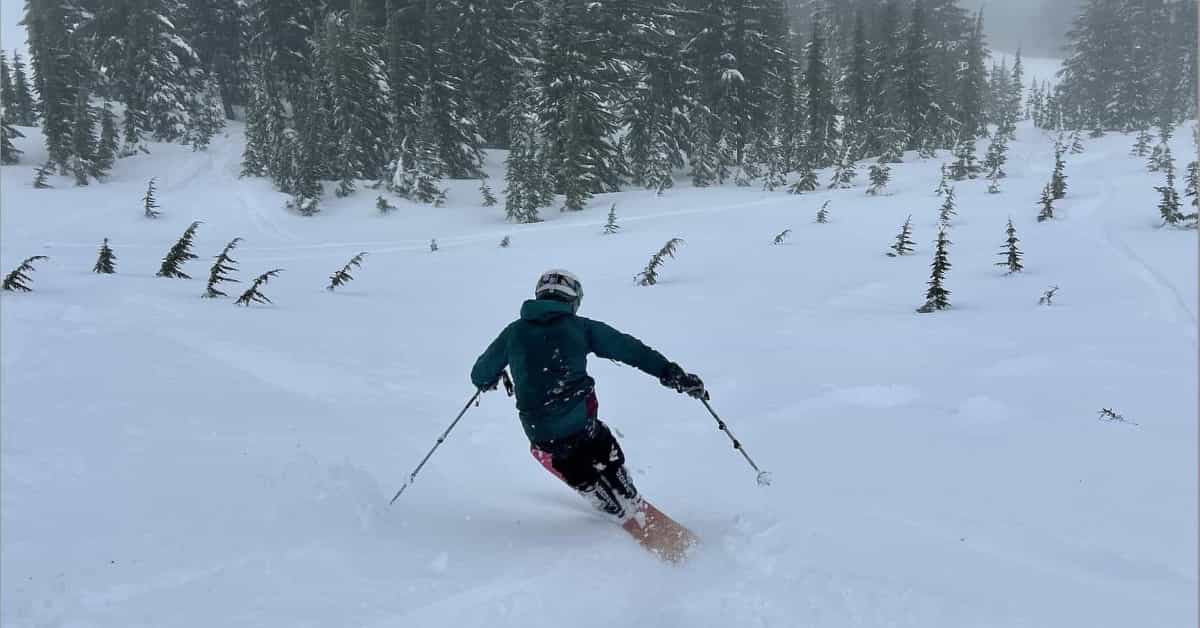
[471,299,671,444]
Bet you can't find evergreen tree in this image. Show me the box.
[917,227,951,312]
[938,186,958,226]
[2,255,48,292]
[95,102,118,174]
[0,121,21,164]
[68,88,99,184]
[143,178,162,219]
[538,0,623,211]
[1037,183,1055,222]
[867,164,890,196]
[185,75,226,151]
[503,72,546,223]
[689,111,720,188]
[982,133,1008,181]
[805,16,839,167]
[899,0,937,152]
[842,10,873,158]
[949,136,981,180]
[603,204,620,235]
[1,51,14,123]
[203,237,242,298]
[235,269,283,306]
[934,163,951,196]
[287,82,326,216]
[1156,158,1188,227]
[314,12,390,183]
[500,235,511,248]
[10,51,37,126]
[887,215,916,257]
[1131,127,1153,157]
[623,5,690,195]
[93,238,117,274]
[157,221,202,279]
[376,195,396,214]
[1051,144,1068,200]
[995,218,1023,273]
[635,237,683,286]
[480,181,497,207]
[1186,129,1199,211]
[33,162,52,188]
[327,252,367,292]
[828,144,857,189]
[24,0,85,170]
[957,12,989,141]
[789,160,819,194]
[394,84,447,207]
[815,200,831,223]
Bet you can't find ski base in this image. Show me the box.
[621,500,698,563]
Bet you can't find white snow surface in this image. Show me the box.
[1,121,1196,627]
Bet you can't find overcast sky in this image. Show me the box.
[961,0,1083,58]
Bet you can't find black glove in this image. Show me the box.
[659,362,709,400]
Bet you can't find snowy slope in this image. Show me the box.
[1,120,1196,628]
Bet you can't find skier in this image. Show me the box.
[471,269,706,554]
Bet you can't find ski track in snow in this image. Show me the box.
[1,118,1197,628]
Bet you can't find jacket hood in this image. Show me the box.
[520,298,574,322]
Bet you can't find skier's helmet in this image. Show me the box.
[534,269,583,312]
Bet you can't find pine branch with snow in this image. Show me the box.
[235,269,284,307]
[3,256,48,292]
[327,252,367,292]
[635,238,684,286]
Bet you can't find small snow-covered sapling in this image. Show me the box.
[377,195,396,214]
[603,204,620,234]
[93,238,117,274]
[143,177,161,218]
[815,200,830,224]
[635,238,684,286]
[1097,408,1137,426]
[887,216,916,257]
[430,238,438,252]
[235,269,284,306]
[772,229,791,245]
[203,237,242,297]
[327,252,367,292]
[499,235,511,248]
[3,255,48,292]
[1038,285,1059,305]
[157,221,202,279]
[917,228,952,313]
[995,218,1023,274]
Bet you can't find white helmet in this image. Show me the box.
[534,269,583,312]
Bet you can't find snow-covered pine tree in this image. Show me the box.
[789,159,819,194]
[143,178,161,219]
[1186,130,1199,212]
[899,0,937,153]
[95,102,118,174]
[689,111,720,188]
[0,52,13,122]
[938,186,957,226]
[537,1,623,212]
[1156,158,1189,227]
[869,0,907,163]
[185,75,226,151]
[983,133,1008,181]
[314,12,390,185]
[68,88,99,185]
[603,204,620,235]
[917,227,952,313]
[33,162,52,188]
[1051,144,1068,200]
[327,252,367,292]
[1131,128,1153,157]
[1037,183,1055,222]
[957,11,989,141]
[480,181,497,207]
[93,238,117,274]
[395,85,447,207]
[157,221,202,279]
[867,164,890,196]
[203,237,242,298]
[235,269,283,306]
[2,255,48,292]
[635,237,684,286]
[887,215,916,257]
[772,228,791,245]
[760,128,788,192]
[0,121,21,164]
[10,51,37,126]
[805,15,840,168]
[622,5,689,195]
[815,200,831,223]
[934,163,950,196]
[24,0,84,170]
[842,10,874,160]
[828,144,858,189]
[949,136,981,181]
[995,218,1023,273]
[503,72,546,224]
[287,82,326,216]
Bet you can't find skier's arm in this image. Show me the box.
[584,319,671,378]
[470,326,510,390]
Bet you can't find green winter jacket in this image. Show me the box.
[471,299,671,444]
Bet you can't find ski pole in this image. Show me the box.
[389,389,482,504]
[699,398,772,487]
